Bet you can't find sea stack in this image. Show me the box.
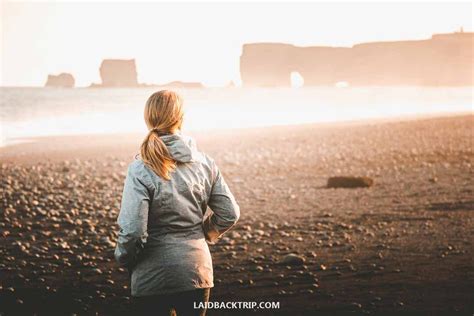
[45,73,75,88]
[99,59,138,87]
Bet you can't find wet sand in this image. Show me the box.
[0,115,473,315]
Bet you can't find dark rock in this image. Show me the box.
[327,176,374,188]
[281,253,306,266]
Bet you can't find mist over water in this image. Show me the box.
[0,87,472,147]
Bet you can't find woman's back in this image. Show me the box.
[115,132,240,296]
[146,134,216,237]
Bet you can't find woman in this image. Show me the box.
[114,90,240,316]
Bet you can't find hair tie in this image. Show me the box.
[150,127,169,136]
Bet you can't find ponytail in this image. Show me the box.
[140,129,176,180]
[140,90,184,180]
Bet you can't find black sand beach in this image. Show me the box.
[1,115,473,315]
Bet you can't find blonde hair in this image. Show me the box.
[140,90,184,180]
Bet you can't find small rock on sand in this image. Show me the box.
[327,176,374,188]
[281,253,306,266]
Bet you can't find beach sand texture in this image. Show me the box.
[0,115,473,315]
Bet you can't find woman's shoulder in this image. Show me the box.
[128,157,145,172]
[126,158,156,186]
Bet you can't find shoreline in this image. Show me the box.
[1,112,472,161]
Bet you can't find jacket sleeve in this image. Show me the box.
[204,162,240,243]
[114,164,151,267]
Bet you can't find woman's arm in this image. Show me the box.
[114,163,151,268]
[204,163,240,243]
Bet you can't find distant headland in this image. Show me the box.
[45,31,473,88]
[89,59,204,89]
[241,31,473,87]
[45,59,204,89]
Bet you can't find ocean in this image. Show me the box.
[0,87,472,147]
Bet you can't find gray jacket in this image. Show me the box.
[114,133,240,296]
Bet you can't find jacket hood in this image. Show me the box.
[159,133,195,163]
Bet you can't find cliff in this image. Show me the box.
[99,59,138,87]
[45,73,75,88]
[240,32,474,87]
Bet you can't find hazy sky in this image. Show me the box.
[1,1,472,87]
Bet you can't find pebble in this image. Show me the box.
[281,253,306,266]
